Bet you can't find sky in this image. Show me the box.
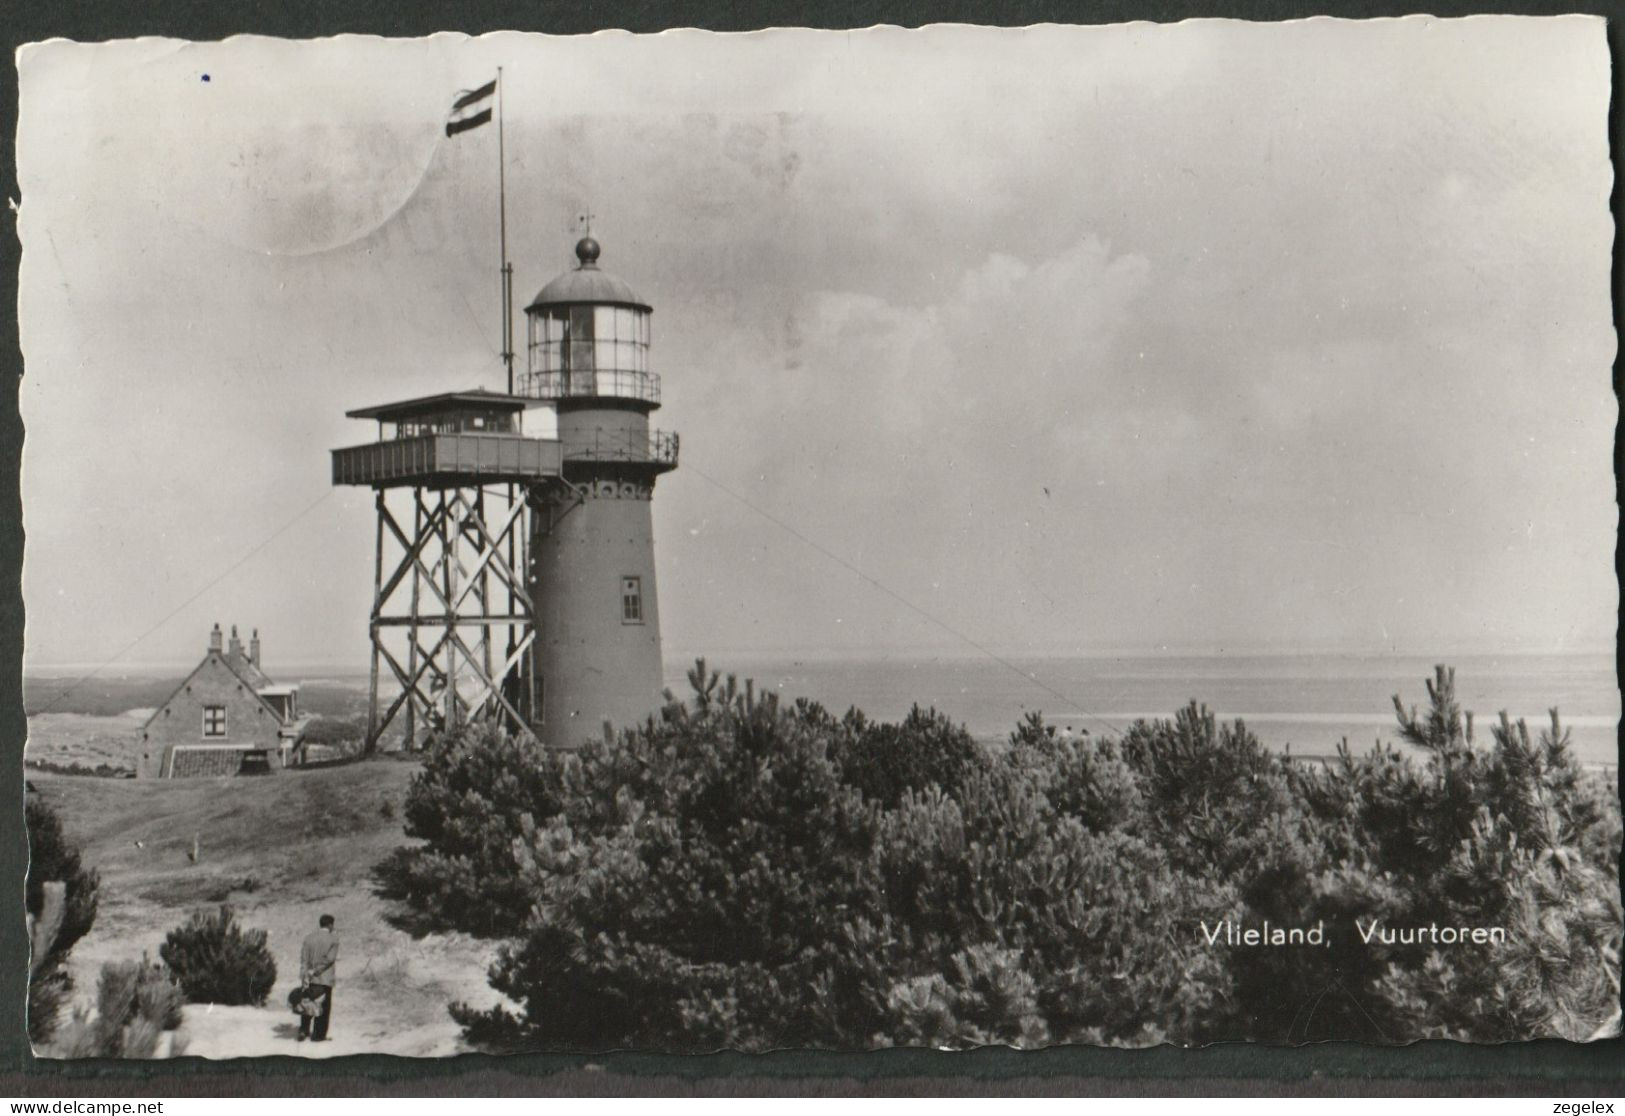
[16,19,1617,671]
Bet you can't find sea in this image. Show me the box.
[662,652,1621,768]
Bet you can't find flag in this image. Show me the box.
[446,79,496,137]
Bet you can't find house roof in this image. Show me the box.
[224,648,272,689]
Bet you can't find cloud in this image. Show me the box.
[17,22,1615,665]
[659,233,1166,654]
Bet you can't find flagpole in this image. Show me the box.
[495,68,523,733]
[498,66,514,393]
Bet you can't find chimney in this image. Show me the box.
[209,623,223,654]
[250,628,261,668]
[228,625,242,658]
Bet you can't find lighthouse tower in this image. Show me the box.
[521,234,677,748]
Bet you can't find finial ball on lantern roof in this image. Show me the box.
[526,233,650,313]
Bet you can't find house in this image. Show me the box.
[139,624,308,778]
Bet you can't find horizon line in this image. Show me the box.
[22,645,1618,676]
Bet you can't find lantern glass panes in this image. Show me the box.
[526,303,650,395]
[529,310,571,376]
[568,307,595,375]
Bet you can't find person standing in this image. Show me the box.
[298,913,339,1043]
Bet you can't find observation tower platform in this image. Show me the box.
[330,390,562,489]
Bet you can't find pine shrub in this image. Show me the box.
[25,795,100,1044]
[403,660,1618,1050]
[378,722,569,937]
[830,703,982,807]
[1274,668,1621,1041]
[52,959,185,1058]
[159,905,277,1006]
[446,660,1228,1051]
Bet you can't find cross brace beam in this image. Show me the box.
[363,484,542,753]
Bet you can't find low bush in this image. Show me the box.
[51,959,185,1059]
[298,715,366,748]
[24,760,134,778]
[830,702,982,807]
[25,795,100,1044]
[1285,670,1623,1042]
[159,904,277,1006]
[378,723,570,937]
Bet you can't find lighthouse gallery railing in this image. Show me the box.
[561,429,679,468]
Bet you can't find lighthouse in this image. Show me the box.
[331,232,676,752]
[521,234,677,748]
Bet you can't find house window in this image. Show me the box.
[203,705,227,738]
[621,577,643,624]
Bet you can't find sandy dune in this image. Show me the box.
[29,760,511,1060]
